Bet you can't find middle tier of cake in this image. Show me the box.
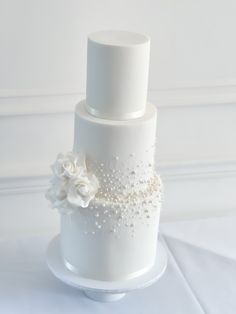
[74,100,158,198]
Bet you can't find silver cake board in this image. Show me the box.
[46,235,167,302]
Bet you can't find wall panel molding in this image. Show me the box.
[0,84,236,116]
[0,159,236,195]
[0,160,236,224]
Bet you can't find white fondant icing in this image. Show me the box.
[46,31,163,282]
[85,103,145,120]
[61,208,160,281]
[74,100,157,196]
[58,100,162,280]
[64,257,153,281]
[86,30,150,120]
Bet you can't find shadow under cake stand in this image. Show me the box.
[46,235,167,302]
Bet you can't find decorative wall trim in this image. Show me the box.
[150,85,236,108]
[0,84,236,116]
[1,159,236,223]
[0,94,82,117]
[159,159,236,181]
[0,159,235,196]
[0,175,49,195]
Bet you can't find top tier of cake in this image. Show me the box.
[86,30,150,120]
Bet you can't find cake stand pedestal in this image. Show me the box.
[46,235,167,302]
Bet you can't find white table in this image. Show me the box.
[0,215,235,314]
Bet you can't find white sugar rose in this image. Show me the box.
[67,173,99,208]
[46,151,100,213]
[52,152,86,179]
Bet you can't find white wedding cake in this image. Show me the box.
[46,30,162,281]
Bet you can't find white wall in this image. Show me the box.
[2,0,236,95]
[0,0,236,235]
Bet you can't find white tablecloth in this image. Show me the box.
[0,215,235,314]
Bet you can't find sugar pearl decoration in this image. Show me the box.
[81,150,162,236]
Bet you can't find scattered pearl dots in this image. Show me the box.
[78,152,162,236]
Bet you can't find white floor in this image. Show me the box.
[0,215,235,314]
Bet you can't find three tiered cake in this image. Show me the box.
[46,30,162,281]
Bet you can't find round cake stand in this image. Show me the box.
[46,235,167,302]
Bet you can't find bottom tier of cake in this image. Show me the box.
[60,198,161,281]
